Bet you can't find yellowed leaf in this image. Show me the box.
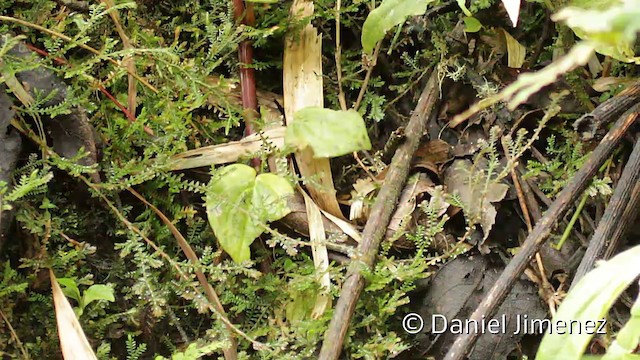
[321,208,363,243]
[502,29,526,68]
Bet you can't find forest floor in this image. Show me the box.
[0,0,639,359]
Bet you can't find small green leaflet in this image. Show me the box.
[463,17,482,32]
[361,0,435,53]
[205,164,294,263]
[285,107,372,158]
[536,245,640,360]
[83,285,115,307]
[57,278,82,303]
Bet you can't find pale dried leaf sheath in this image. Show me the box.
[170,127,286,170]
[49,269,98,360]
[284,0,344,219]
[302,189,332,318]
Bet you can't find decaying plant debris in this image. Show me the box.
[0,0,639,359]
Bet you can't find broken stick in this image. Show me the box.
[572,134,640,286]
[317,70,441,360]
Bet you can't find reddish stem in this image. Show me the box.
[24,43,154,136]
[232,0,260,168]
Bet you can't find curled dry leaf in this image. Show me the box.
[385,173,435,245]
[414,139,453,176]
[444,159,509,244]
[349,178,378,222]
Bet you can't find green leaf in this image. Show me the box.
[206,164,294,263]
[603,293,640,359]
[285,107,372,158]
[82,284,115,307]
[463,16,482,32]
[57,278,82,303]
[537,245,640,360]
[457,0,472,16]
[552,0,640,63]
[285,287,317,323]
[361,0,435,53]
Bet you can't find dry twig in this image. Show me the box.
[318,70,441,359]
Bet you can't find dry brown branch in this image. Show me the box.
[318,70,441,359]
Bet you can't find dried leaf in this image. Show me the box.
[301,190,331,318]
[386,173,434,241]
[591,76,634,92]
[320,208,363,243]
[50,270,98,360]
[349,178,378,221]
[170,127,286,170]
[414,140,453,175]
[444,160,509,242]
[283,0,344,219]
[502,29,526,68]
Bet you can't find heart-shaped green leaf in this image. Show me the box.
[285,107,372,158]
[361,0,435,53]
[205,164,294,263]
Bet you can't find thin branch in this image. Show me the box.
[335,0,347,111]
[0,309,30,359]
[572,134,640,285]
[101,0,137,115]
[318,70,440,360]
[353,41,382,111]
